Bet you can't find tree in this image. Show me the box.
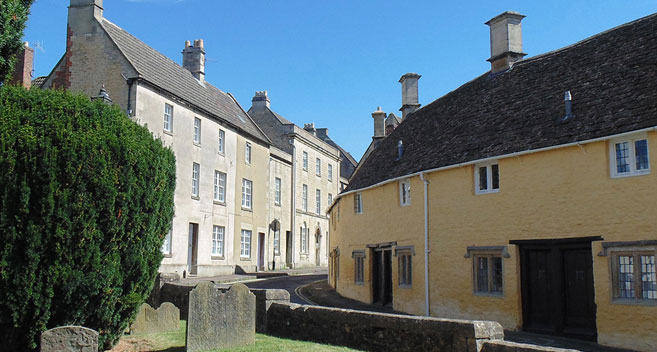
[0,0,34,84]
[0,86,176,351]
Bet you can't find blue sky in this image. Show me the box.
[24,1,657,160]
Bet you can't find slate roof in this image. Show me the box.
[315,130,358,180]
[347,13,657,191]
[247,105,294,154]
[100,19,269,144]
[31,76,47,89]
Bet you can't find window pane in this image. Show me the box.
[194,118,201,143]
[192,163,199,196]
[615,142,630,174]
[491,164,499,190]
[641,255,656,300]
[479,167,488,191]
[618,255,635,298]
[635,139,649,171]
[491,257,503,293]
[218,130,225,153]
[476,257,489,292]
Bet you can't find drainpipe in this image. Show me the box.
[289,139,296,269]
[420,172,430,316]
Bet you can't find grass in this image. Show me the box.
[110,321,359,352]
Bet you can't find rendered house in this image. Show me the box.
[41,0,348,275]
[328,11,657,351]
[247,91,340,268]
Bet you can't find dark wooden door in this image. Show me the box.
[372,248,393,306]
[516,238,598,341]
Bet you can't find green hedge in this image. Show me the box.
[0,86,176,351]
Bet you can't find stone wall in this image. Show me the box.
[480,340,578,352]
[265,302,504,352]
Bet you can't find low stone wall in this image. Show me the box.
[250,289,290,333]
[153,283,194,320]
[266,302,504,352]
[480,340,578,352]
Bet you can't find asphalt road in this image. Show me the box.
[244,274,326,304]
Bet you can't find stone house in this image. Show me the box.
[328,11,657,352]
[40,0,351,275]
[248,92,341,268]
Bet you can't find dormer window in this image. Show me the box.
[475,162,499,195]
[610,134,650,178]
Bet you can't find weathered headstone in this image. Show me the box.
[186,282,255,352]
[130,302,180,334]
[41,326,98,352]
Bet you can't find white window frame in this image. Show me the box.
[300,223,309,254]
[328,193,333,207]
[193,117,201,144]
[609,134,650,178]
[274,177,281,206]
[212,225,225,257]
[218,129,225,154]
[161,227,172,255]
[302,184,308,212]
[240,229,252,258]
[245,142,252,164]
[192,162,200,198]
[242,178,252,209]
[328,164,333,182]
[273,229,280,255]
[316,189,321,215]
[302,151,308,171]
[399,179,411,206]
[354,192,363,214]
[213,170,226,203]
[316,158,321,176]
[163,103,173,133]
[475,161,500,195]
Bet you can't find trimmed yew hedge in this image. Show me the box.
[0,86,176,351]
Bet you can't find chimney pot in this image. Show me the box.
[486,11,527,73]
[182,39,206,82]
[399,73,421,119]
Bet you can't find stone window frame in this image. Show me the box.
[241,178,253,210]
[353,250,366,285]
[245,142,252,164]
[598,240,657,305]
[274,177,282,206]
[474,161,500,195]
[218,129,225,155]
[395,246,415,288]
[609,133,650,178]
[213,170,226,204]
[316,157,322,177]
[163,103,173,134]
[328,163,333,182]
[302,151,308,171]
[354,192,363,214]
[302,184,308,212]
[273,228,280,256]
[399,179,411,206]
[191,162,200,199]
[315,188,321,215]
[464,246,509,297]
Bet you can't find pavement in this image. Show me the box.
[173,266,328,287]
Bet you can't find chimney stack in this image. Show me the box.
[68,0,103,36]
[182,39,206,82]
[485,11,526,73]
[304,123,316,136]
[10,42,34,88]
[251,91,270,109]
[371,106,386,138]
[399,73,421,119]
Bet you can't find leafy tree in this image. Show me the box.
[0,86,176,351]
[0,0,34,84]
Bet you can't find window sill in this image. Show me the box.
[240,256,252,261]
[611,298,657,306]
[162,254,172,258]
[213,200,226,206]
[191,195,200,201]
[218,152,225,156]
[241,207,253,212]
[610,170,651,179]
[400,202,411,207]
[398,284,412,289]
[355,281,364,286]
[163,130,173,136]
[473,291,504,298]
[475,189,500,196]
[274,203,281,207]
[211,256,225,260]
[193,142,201,147]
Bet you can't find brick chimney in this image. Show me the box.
[10,42,34,88]
[251,91,270,109]
[399,73,421,119]
[182,39,205,82]
[486,11,526,73]
[371,106,386,138]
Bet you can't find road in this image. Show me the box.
[243,274,326,304]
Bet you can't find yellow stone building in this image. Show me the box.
[329,12,657,352]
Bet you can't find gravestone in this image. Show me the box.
[41,326,98,352]
[186,282,255,352]
[130,302,180,334]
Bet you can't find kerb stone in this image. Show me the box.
[130,302,180,334]
[41,326,98,352]
[186,282,255,352]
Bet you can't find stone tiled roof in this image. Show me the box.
[100,19,269,144]
[31,76,47,88]
[247,105,294,155]
[348,13,657,191]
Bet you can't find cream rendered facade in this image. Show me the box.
[330,132,657,352]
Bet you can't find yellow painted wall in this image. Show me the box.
[330,131,657,351]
